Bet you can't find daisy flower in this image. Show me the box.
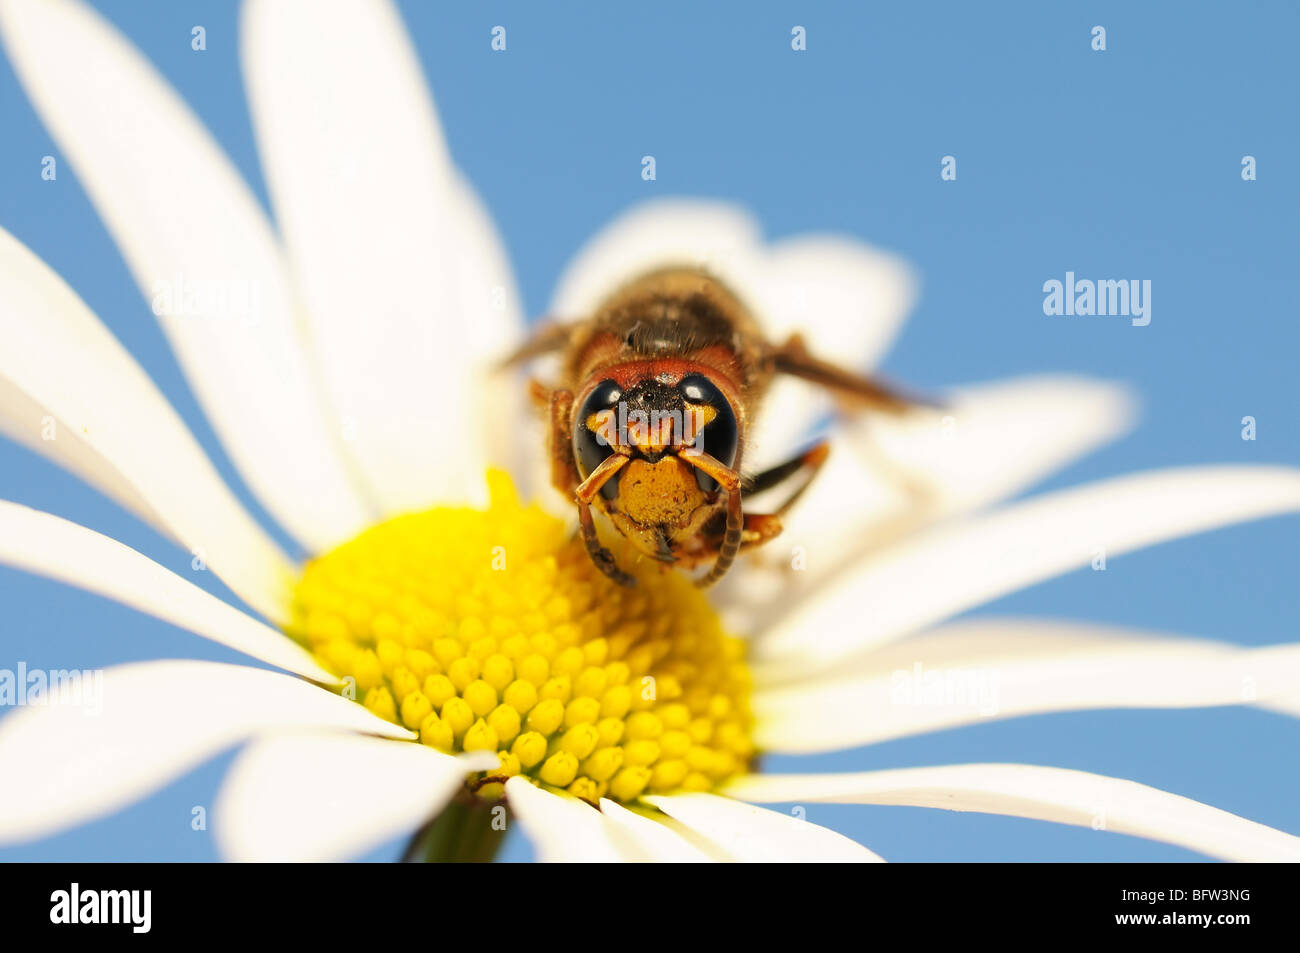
[1,0,1299,863]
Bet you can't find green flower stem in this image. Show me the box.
[402,797,508,863]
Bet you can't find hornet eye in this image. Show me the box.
[678,373,738,493]
[573,379,623,500]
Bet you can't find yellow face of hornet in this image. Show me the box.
[575,379,734,565]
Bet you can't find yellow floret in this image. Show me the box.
[288,471,753,805]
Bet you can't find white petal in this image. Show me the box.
[0,372,162,532]
[215,731,495,862]
[503,778,631,862]
[761,237,916,371]
[0,660,411,844]
[549,200,764,319]
[786,616,1210,676]
[756,466,1300,671]
[450,173,532,488]
[242,0,521,512]
[1263,697,1300,719]
[748,237,917,469]
[722,376,1135,630]
[597,799,716,862]
[0,0,375,552]
[726,765,1300,862]
[754,620,1300,752]
[863,374,1137,513]
[644,792,884,862]
[0,501,334,683]
[0,227,295,621]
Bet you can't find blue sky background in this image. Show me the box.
[1,0,1297,862]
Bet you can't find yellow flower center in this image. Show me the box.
[287,471,754,803]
